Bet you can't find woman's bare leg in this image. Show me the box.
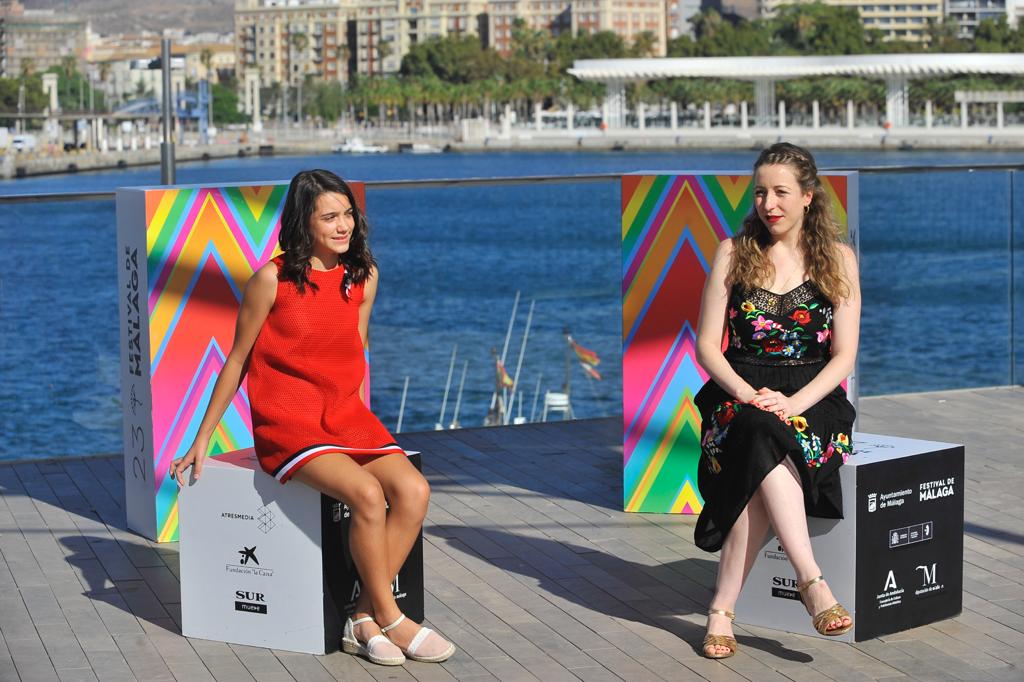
[757,458,850,630]
[353,454,431,647]
[292,454,397,643]
[705,491,770,655]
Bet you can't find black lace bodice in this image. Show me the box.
[724,282,834,367]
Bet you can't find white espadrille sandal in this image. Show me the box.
[380,614,456,663]
[341,616,406,666]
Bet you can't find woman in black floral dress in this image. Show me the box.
[694,143,861,658]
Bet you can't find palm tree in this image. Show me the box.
[336,44,351,87]
[60,55,78,99]
[290,31,309,121]
[628,31,657,58]
[403,77,424,131]
[376,40,393,76]
[200,48,214,83]
[96,61,113,109]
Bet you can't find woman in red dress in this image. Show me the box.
[170,170,455,666]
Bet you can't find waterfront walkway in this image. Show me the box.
[0,386,1021,681]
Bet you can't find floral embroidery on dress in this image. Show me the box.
[726,286,834,365]
[701,400,748,474]
[731,298,826,360]
[704,401,854,471]
[704,284,851,474]
[783,416,852,468]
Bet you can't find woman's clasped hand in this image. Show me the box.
[748,387,797,420]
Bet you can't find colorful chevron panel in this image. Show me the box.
[117,181,367,542]
[622,173,855,514]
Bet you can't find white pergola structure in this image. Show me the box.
[568,54,1024,130]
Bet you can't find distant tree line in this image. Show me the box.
[294,7,1024,125]
[655,6,1024,115]
[0,58,108,128]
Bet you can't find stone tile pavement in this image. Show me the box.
[0,386,1021,680]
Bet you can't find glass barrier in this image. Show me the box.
[1014,171,1023,386]
[0,169,1019,460]
[858,170,1014,394]
[365,181,621,436]
[1,200,120,460]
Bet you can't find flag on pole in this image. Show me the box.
[580,362,602,380]
[569,337,600,367]
[496,358,514,387]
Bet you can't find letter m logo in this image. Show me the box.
[916,563,937,586]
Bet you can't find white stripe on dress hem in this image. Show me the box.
[274,444,407,480]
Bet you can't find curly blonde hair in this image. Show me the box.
[727,143,851,304]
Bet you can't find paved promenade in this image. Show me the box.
[0,386,1021,681]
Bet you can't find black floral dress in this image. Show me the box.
[694,281,855,553]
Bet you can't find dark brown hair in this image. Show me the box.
[277,169,376,298]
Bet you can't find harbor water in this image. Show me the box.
[1,148,1021,460]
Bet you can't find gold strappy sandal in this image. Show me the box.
[797,575,853,636]
[702,608,738,659]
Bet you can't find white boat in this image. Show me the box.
[398,142,443,154]
[332,137,388,154]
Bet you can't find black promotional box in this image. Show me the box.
[737,433,964,641]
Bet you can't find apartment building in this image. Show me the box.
[488,0,665,56]
[1010,0,1023,25]
[235,0,668,82]
[946,0,1007,38]
[759,0,942,41]
[489,0,572,54]
[238,0,475,83]
[351,0,488,76]
[571,0,666,55]
[666,0,704,38]
[0,0,89,78]
[235,0,350,86]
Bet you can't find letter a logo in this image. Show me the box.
[883,570,897,591]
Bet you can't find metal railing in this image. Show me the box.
[2,163,1024,204]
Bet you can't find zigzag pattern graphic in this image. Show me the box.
[621,173,851,515]
[143,185,287,543]
[135,183,370,543]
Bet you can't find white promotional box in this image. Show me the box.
[179,449,424,654]
[736,432,964,642]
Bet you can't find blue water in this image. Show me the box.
[1,149,1021,460]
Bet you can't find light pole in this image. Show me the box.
[160,38,175,185]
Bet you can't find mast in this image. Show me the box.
[529,373,543,422]
[396,376,410,433]
[562,327,572,397]
[485,347,505,426]
[450,359,468,429]
[436,344,457,430]
[505,299,534,425]
[489,293,519,416]
[500,291,520,365]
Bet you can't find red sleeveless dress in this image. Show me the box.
[247,257,404,482]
